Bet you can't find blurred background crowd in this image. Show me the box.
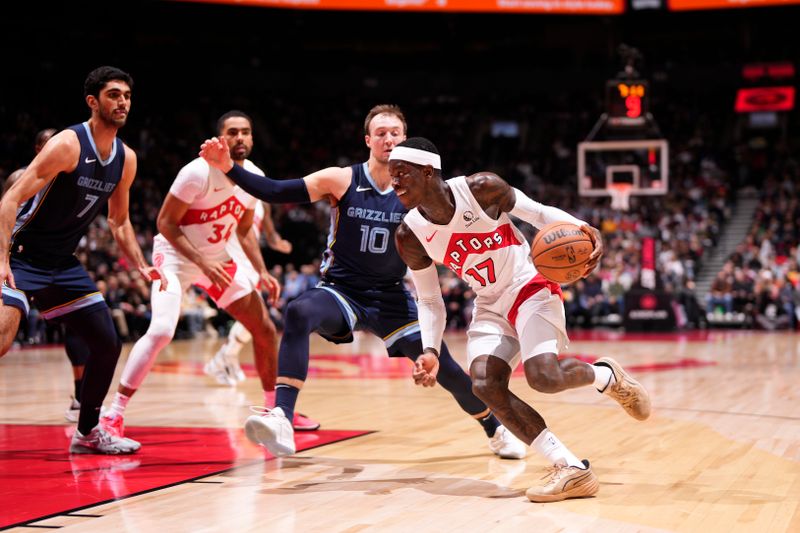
[1,1,798,345]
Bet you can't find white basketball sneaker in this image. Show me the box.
[204,350,237,386]
[488,425,527,459]
[244,407,296,457]
[99,412,126,438]
[227,357,246,383]
[69,425,141,455]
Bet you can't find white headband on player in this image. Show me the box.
[389,146,441,169]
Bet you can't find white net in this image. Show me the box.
[609,185,632,211]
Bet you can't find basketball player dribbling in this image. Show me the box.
[390,137,652,502]
[199,105,528,460]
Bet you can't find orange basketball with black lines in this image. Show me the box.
[530,222,593,284]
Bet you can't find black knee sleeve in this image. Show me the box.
[278,290,348,380]
[63,326,89,367]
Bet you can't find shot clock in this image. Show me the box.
[606,80,649,126]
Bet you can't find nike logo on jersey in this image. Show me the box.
[213,187,226,192]
[425,231,438,242]
[85,157,96,164]
[356,186,373,192]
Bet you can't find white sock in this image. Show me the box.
[592,363,615,392]
[224,322,252,359]
[110,392,131,417]
[531,428,584,468]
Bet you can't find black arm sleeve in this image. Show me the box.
[226,164,311,204]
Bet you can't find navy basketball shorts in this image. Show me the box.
[316,282,421,356]
[1,255,107,320]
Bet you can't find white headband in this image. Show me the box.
[389,146,441,169]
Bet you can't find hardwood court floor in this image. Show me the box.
[1,329,799,532]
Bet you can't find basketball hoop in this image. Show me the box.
[609,183,632,211]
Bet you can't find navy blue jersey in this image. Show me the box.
[320,162,408,290]
[11,122,125,266]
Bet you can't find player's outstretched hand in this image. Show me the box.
[259,270,282,307]
[412,351,439,387]
[199,137,234,173]
[140,265,169,291]
[580,224,604,277]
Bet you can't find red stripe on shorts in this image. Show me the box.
[506,274,563,327]
[197,260,238,301]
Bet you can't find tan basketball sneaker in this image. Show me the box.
[594,357,651,420]
[526,459,599,503]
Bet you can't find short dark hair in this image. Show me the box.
[396,137,439,155]
[84,66,133,97]
[217,110,253,134]
[363,104,407,136]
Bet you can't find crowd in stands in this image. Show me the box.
[705,165,800,331]
[2,63,797,343]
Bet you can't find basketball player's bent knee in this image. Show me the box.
[282,298,315,335]
[472,380,506,406]
[145,321,178,346]
[525,352,568,394]
[470,365,509,405]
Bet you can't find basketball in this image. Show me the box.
[530,222,594,284]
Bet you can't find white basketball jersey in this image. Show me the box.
[154,157,258,261]
[227,200,265,266]
[403,176,538,298]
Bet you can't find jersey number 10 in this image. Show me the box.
[359,225,389,254]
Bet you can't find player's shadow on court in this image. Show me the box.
[257,457,525,499]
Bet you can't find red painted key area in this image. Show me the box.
[0,424,370,528]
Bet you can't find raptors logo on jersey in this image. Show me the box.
[153,157,258,261]
[404,176,541,297]
[443,224,522,273]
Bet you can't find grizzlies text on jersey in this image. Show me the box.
[11,122,124,266]
[320,162,408,290]
[2,122,124,319]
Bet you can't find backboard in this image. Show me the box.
[577,139,669,204]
